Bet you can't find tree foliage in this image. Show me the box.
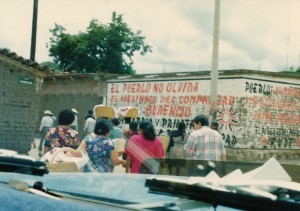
[47,12,152,74]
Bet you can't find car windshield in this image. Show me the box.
[1,0,300,210]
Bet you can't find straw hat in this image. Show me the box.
[71,108,78,114]
[44,110,53,115]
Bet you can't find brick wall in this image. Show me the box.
[0,62,42,153]
[38,76,107,139]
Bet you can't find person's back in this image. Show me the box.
[85,110,93,120]
[126,134,164,173]
[39,112,54,131]
[185,114,226,161]
[39,110,54,155]
[109,126,123,139]
[84,117,96,134]
[124,121,138,139]
[43,109,80,154]
[46,126,79,149]
[73,119,126,173]
[125,120,164,174]
[84,134,116,172]
[109,118,123,139]
[188,127,224,160]
[168,121,186,153]
[169,130,186,159]
[167,122,186,175]
[122,121,138,173]
[70,108,79,130]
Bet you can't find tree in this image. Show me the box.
[47,12,152,74]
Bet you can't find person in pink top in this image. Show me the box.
[125,120,164,174]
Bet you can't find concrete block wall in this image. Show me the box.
[37,76,107,139]
[41,76,105,95]
[0,63,41,153]
[38,93,103,139]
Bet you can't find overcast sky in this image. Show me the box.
[1,0,300,74]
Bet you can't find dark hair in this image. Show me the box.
[124,117,131,124]
[178,121,186,131]
[129,121,138,131]
[111,118,120,126]
[88,110,93,115]
[211,121,219,128]
[158,129,164,136]
[94,119,113,135]
[193,114,209,126]
[58,109,75,125]
[139,120,156,141]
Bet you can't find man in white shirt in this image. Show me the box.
[70,108,79,131]
[84,116,96,135]
[39,110,54,154]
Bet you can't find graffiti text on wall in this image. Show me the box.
[107,79,300,149]
[109,81,208,118]
[256,126,299,137]
[256,126,300,148]
[245,82,273,94]
[252,111,300,125]
[274,86,300,97]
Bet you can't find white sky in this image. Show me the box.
[1,0,300,74]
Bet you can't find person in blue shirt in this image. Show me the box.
[109,118,123,140]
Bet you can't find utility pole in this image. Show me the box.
[209,0,220,121]
[30,0,39,62]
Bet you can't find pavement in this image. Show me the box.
[27,138,126,173]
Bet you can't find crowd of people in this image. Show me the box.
[38,108,226,175]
